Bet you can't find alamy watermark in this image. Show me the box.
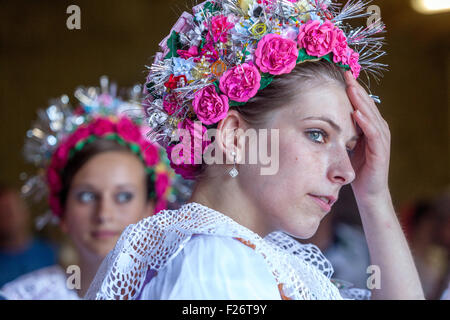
[66,5,81,30]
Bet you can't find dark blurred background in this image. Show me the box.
[0,0,449,298]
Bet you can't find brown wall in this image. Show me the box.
[0,0,449,211]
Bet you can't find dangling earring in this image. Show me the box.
[229,151,238,178]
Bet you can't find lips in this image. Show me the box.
[308,194,337,212]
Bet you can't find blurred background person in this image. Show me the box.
[0,185,57,287]
[400,188,450,299]
[0,77,182,299]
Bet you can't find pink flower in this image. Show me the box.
[332,29,349,64]
[297,20,338,57]
[47,167,62,193]
[142,142,159,166]
[219,63,261,102]
[155,172,169,198]
[163,95,182,116]
[348,49,361,79]
[192,85,229,125]
[116,117,141,143]
[166,144,201,180]
[178,118,211,158]
[52,143,70,171]
[66,126,91,149]
[49,194,63,217]
[177,46,199,59]
[89,117,116,137]
[255,34,299,75]
[208,15,234,43]
[97,94,113,107]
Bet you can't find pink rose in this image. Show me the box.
[89,117,116,137]
[47,167,62,193]
[255,33,299,75]
[116,117,141,143]
[192,85,229,125]
[208,15,234,43]
[166,144,201,180]
[297,20,338,57]
[142,142,159,166]
[219,63,261,102]
[348,49,361,79]
[155,172,169,198]
[66,126,91,149]
[332,29,349,64]
[177,118,211,161]
[49,194,63,217]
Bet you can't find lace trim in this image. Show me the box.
[86,202,343,300]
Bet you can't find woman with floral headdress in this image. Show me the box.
[87,1,424,300]
[0,77,178,299]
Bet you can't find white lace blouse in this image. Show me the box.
[86,202,369,300]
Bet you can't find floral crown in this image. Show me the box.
[143,0,387,179]
[22,76,178,228]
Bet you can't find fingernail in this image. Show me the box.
[355,110,363,119]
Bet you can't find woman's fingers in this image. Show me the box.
[344,71,382,122]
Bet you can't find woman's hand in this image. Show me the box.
[344,71,391,205]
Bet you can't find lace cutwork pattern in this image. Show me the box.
[86,202,343,300]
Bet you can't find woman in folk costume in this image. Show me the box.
[1,77,179,299]
[86,0,424,300]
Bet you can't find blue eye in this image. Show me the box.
[306,130,327,144]
[77,191,96,203]
[116,192,133,204]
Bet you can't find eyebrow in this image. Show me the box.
[301,116,361,142]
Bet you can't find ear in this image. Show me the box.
[215,109,247,164]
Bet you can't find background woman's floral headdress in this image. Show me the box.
[22,76,185,229]
[143,0,387,179]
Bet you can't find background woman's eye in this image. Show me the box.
[306,130,327,144]
[116,192,133,204]
[347,148,355,157]
[77,191,96,203]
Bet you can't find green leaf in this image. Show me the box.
[164,31,181,59]
[322,53,332,64]
[229,100,247,107]
[213,80,221,94]
[259,73,274,90]
[296,48,318,63]
[203,1,221,14]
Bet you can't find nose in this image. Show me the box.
[94,195,114,224]
[327,149,356,186]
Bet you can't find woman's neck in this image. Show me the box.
[189,176,274,237]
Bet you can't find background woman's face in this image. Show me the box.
[240,82,360,239]
[61,151,153,259]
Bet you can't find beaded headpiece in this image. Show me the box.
[144,0,387,179]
